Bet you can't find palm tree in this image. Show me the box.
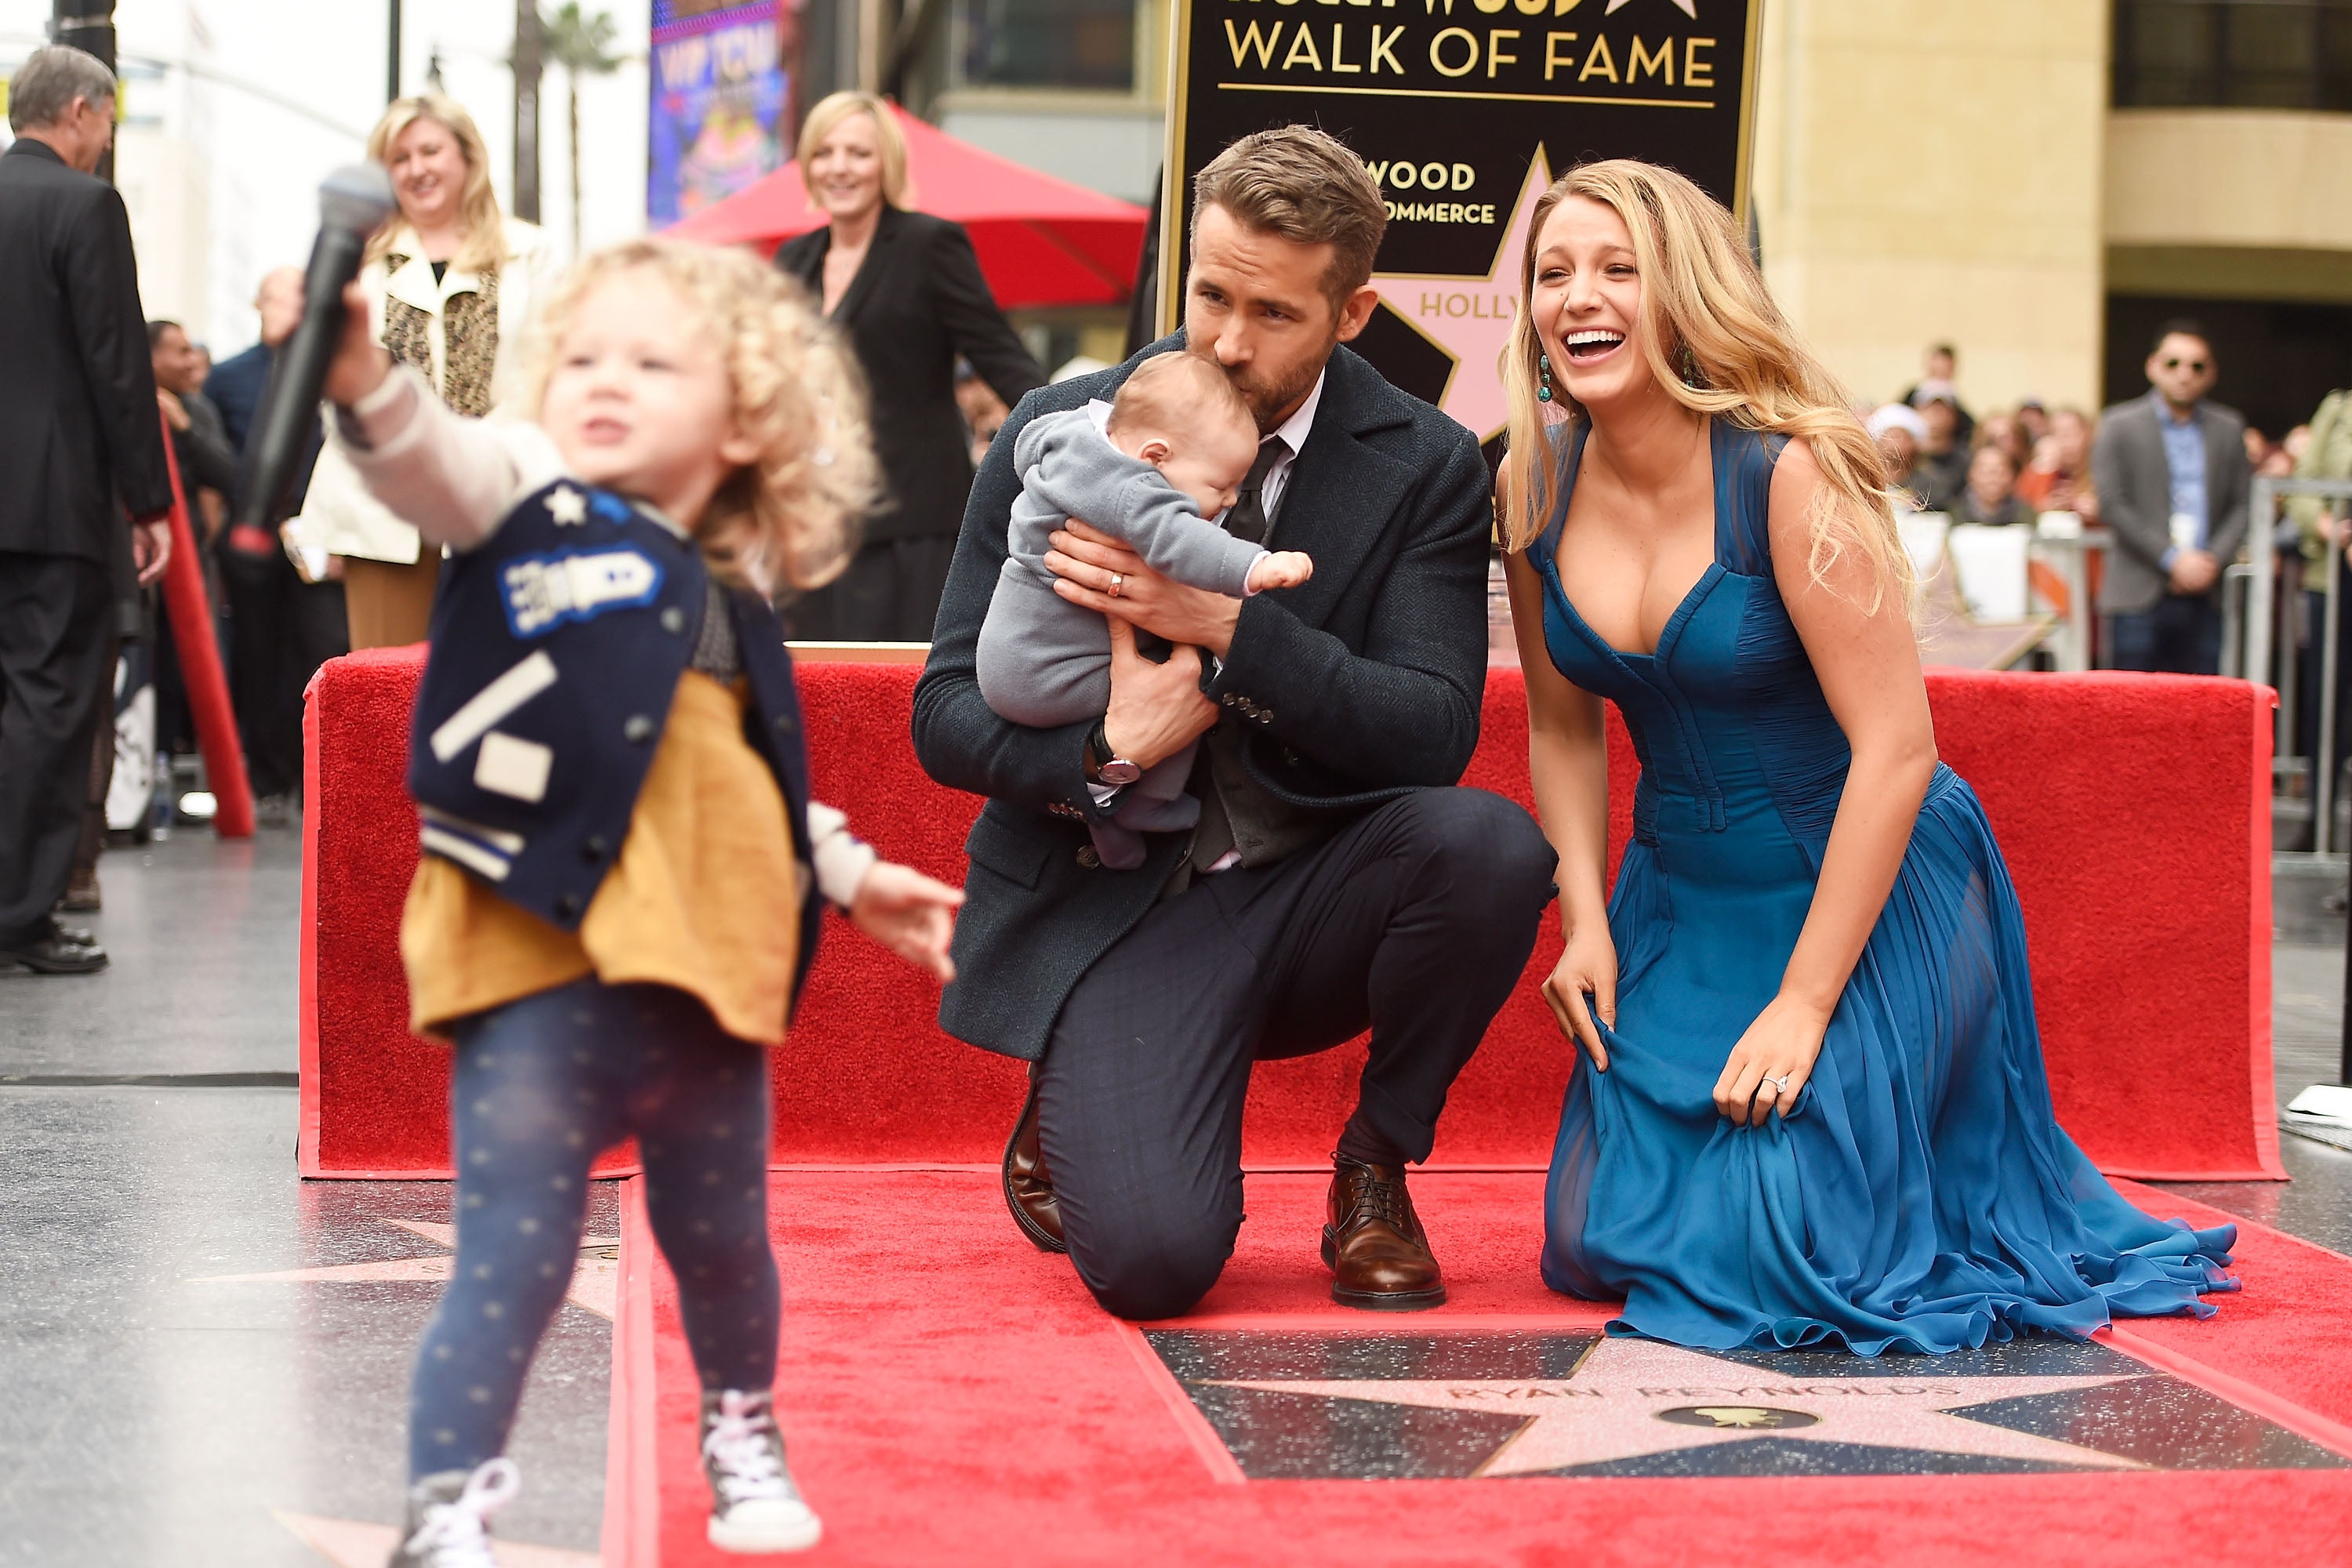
[543,2,622,256]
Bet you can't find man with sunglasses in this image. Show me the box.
[2092,319,2251,673]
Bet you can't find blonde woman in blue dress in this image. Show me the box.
[1497,160,2236,1355]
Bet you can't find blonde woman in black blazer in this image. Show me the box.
[775,93,1045,642]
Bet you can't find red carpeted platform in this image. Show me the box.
[301,655,2281,1181]
[602,1170,2352,1568]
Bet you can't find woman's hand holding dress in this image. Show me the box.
[1542,928,1617,1073]
[1711,992,1830,1126]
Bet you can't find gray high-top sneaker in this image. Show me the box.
[701,1389,822,1553]
[385,1457,520,1568]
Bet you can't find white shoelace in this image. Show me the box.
[703,1391,791,1504]
[403,1457,521,1567]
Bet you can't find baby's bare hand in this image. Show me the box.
[1247,550,1314,593]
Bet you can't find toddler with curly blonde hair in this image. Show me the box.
[320,237,961,1563]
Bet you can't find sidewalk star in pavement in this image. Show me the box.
[1202,1337,2147,1475]
[1149,1328,2352,1479]
[195,1217,619,1319]
[274,1510,597,1566]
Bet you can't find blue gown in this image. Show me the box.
[1534,419,2238,1356]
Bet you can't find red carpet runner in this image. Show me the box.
[606,1174,2352,1567]
[305,657,2283,1181]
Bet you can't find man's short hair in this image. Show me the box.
[1192,126,1385,313]
[2151,318,2213,358]
[147,320,183,349]
[7,45,116,133]
[1108,351,1251,440]
[1929,342,1957,361]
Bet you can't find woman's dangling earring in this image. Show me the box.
[1537,350,1554,404]
[1680,343,1701,387]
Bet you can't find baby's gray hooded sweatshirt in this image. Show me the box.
[977,403,1265,728]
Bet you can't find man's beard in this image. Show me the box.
[1193,337,1337,434]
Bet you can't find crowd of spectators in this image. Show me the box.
[1860,334,2330,681]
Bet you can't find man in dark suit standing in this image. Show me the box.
[0,46,174,973]
[914,128,1556,1320]
[2092,320,2251,673]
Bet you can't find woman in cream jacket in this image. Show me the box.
[292,93,561,648]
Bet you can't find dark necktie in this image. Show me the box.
[1221,436,1288,545]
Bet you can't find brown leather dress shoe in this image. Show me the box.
[1322,1155,1446,1311]
[1002,1073,1068,1254]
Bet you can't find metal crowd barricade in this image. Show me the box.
[2245,475,2352,856]
[2028,517,2107,673]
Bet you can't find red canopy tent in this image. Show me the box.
[664,104,1149,311]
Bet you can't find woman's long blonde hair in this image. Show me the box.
[523,238,876,593]
[364,94,506,274]
[1498,160,1914,616]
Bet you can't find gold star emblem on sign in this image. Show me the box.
[1369,149,1555,444]
[1201,1337,2152,1475]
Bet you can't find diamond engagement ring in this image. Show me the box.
[1106,572,1124,598]
[1763,1074,1791,1094]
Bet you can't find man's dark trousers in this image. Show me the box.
[0,554,116,942]
[2111,593,2221,674]
[1036,788,1555,1321]
[220,546,348,799]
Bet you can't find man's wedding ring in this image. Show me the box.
[1763,1074,1791,1094]
[1107,572,1124,598]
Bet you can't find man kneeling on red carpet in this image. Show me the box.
[913,125,1558,1320]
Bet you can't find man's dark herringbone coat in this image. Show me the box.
[912,335,1496,1062]
[0,138,171,558]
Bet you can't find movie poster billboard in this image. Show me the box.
[648,0,796,226]
[1158,0,1762,442]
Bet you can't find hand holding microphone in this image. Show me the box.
[234,163,397,532]
[321,280,394,407]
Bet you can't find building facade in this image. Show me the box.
[887,0,2352,434]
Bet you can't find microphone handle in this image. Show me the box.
[236,224,371,530]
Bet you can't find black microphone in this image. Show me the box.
[234,164,398,531]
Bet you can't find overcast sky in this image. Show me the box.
[2,0,653,346]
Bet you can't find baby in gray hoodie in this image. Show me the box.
[976,352,1313,869]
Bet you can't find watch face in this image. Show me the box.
[1099,759,1143,786]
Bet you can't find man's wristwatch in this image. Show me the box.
[1085,719,1143,786]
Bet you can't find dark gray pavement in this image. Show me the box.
[0,834,608,1566]
[1,829,2347,1563]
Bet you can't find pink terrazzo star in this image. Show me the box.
[1368,150,1554,445]
[195,1218,619,1319]
[1205,1338,2148,1475]
[274,1510,597,1566]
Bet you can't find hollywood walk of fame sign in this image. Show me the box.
[1158,0,1763,442]
[1145,1330,2352,1479]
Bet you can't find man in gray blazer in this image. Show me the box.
[2091,320,2251,673]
